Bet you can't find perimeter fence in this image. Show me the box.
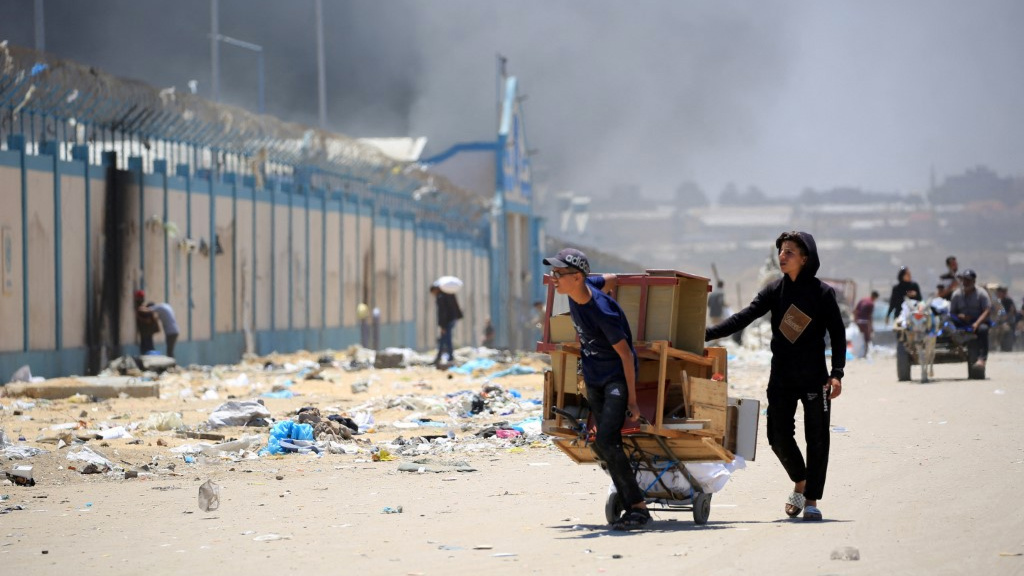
[0,43,492,377]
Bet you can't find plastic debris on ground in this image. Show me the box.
[208,401,272,428]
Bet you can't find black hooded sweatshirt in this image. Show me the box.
[886,271,922,323]
[706,232,846,389]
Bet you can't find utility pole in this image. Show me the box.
[211,0,220,102]
[34,0,45,52]
[315,0,327,129]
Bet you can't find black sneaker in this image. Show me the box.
[612,508,651,531]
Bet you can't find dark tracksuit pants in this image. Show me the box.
[767,383,831,501]
[587,380,644,511]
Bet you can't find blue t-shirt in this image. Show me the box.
[568,277,638,387]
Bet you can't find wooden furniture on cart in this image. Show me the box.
[537,269,758,464]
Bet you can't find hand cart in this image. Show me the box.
[537,270,760,525]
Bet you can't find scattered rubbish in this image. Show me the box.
[831,546,861,561]
[381,506,403,514]
[8,365,39,383]
[1,429,47,460]
[199,435,263,458]
[66,445,116,473]
[831,426,849,433]
[261,389,295,399]
[449,358,496,374]
[99,426,131,440]
[3,375,159,400]
[994,389,1006,395]
[260,421,314,455]
[473,544,493,550]
[374,350,406,369]
[397,458,477,474]
[208,401,272,428]
[198,479,221,512]
[253,533,291,541]
[5,465,34,486]
[487,364,537,378]
[175,431,225,441]
[1,505,26,514]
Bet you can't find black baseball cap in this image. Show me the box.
[958,269,977,280]
[543,248,590,275]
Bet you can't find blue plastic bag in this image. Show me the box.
[260,421,314,455]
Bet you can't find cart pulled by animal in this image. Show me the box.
[894,299,985,383]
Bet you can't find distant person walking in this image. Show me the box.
[993,285,1018,352]
[853,291,879,358]
[149,302,180,358]
[886,267,921,323]
[937,256,959,299]
[431,282,463,367]
[708,280,726,325]
[482,318,495,349]
[134,290,160,355]
[705,231,846,522]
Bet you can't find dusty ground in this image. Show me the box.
[2,346,1023,576]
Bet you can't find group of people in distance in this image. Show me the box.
[874,254,1019,368]
[544,230,844,529]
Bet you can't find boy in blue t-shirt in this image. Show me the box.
[543,248,650,529]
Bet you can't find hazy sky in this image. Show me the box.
[2,1,1022,199]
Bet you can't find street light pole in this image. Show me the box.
[34,0,45,53]
[211,0,220,102]
[315,0,327,129]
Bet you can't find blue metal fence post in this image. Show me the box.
[72,144,93,361]
[9,134,30,351]
[42,141,63,349]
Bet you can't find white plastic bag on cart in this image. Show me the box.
[610,457,747,497]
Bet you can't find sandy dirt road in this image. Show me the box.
[2,350,1023,576]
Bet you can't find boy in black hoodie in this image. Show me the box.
[705,231,845,521]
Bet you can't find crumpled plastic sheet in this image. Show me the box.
[208,400,272,428]
[171,435,263,459]
[66,445,117,471]
[1,429,47,459]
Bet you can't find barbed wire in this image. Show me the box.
[0,42,489,235]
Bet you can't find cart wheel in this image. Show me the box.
[896,340,911,382]
[692,492,712,525]
[605,493,624,525]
